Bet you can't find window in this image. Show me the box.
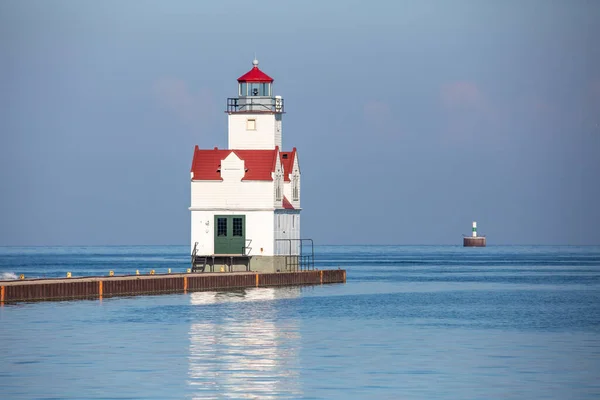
[232,217,243,237]
[246,118,256,130]
[292,173,299,201]
[248,83,259,96]
[261,83,271,96]
[275,174,282,201]
[241,82,271,96]
[217,218,227,237]
[276,182,281,201]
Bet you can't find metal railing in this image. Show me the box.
[191,242,208,272]
[243,239,252,256]
[191,242,198,263]
[275,239,315,271]
[226,97,284,113]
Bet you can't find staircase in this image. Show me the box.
[191,242,207,272]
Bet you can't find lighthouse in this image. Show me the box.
[189,59,305,272]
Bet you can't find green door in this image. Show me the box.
[214,215,245,254]
[214,216,229,254]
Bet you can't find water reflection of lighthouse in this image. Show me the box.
[188,287,303,399]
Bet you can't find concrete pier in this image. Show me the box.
[0,270,346,304]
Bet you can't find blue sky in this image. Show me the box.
[1,0,599,246]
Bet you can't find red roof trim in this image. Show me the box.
[282,196,295,209]
[237,66,274,83]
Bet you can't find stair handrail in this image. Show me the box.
[243,239,252,255]
[191,242,198,265]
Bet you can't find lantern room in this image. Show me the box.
[227,59,283,114]
[238,59,273,97]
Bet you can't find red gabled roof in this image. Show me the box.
[190,146,280,181]
[235,149,277,181]
[190,147,231,181]
[237,64,274,83]
[282,196,295,209]
[279,147,296,182]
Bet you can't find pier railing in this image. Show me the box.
[275,239,315,271]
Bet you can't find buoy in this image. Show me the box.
[19,274,25,280]
[109,271,114,277]
[66,272,72,278]
[136,270,140,275]
[150,270,155,275]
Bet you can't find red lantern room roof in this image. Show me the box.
[237,59,274,83]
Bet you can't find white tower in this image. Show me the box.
[227,59,284,150]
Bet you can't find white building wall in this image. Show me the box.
[274,210,301,255]
[191,152,275,209]
[191,210,274,256]
[228,113,281,150]
[191,181,274,209]
[274,114,282,149]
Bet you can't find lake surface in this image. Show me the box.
[1,245,600,399]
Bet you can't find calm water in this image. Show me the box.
[1,245,600,399]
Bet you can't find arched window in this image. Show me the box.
[275,174,282,201]
[292,173,299,201]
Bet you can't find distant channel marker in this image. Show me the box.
[463,221,486,247]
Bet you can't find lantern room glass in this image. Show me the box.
[239,82,271,97]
